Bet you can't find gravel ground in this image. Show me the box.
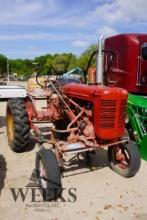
[0,81,147,220]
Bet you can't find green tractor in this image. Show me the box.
[127,94,147,160]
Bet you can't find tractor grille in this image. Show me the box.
[99,100,116,128]
[118,100,127,128]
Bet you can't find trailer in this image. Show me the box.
[0,85,27,99]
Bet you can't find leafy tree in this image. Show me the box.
[67,54,78,71]
[34,54,53,75]
[77,44,97,71]
[45,56,56,74]
[52,54,69,74]
[1,44,98,79]
[10,59,34,79]
[0,54,7,77]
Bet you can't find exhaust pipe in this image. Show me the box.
[96,35,104,84]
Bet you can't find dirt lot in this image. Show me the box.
[0,81,147,220]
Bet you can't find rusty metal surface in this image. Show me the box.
[27,88,52,97]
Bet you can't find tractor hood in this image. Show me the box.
[63,83,128,101]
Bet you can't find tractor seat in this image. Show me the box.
[27,88,52,98]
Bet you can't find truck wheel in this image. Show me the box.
[6,98,30,152]
[35,148,62,201]
[108,141,141,178]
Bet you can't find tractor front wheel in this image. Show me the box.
[35,148,62,201]
[108,141,141,178]
[6,98,30,152]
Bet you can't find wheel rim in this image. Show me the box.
[113,145,130,169]
[6,110,14,143]
[39,159,48,188]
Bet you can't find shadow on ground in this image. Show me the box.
[63,148,109,177]
[0,116,6,129]
[0,154,7,195]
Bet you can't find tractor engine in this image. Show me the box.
[62,83,128,142]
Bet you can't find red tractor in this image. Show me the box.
[6,37,141,201]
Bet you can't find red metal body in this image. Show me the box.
[23,78,138,179]
[63,83,127,140]
[104,34,147,94]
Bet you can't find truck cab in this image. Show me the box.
[104,34,147,160]
[104,34,147,94]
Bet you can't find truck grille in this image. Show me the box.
[99,100,116,128]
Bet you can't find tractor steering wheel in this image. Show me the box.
[36,67,58,89]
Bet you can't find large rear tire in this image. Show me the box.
[108,141,141,178]
[6,98,30,152]
[35,148,62,201]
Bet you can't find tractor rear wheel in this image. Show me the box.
[108,141,141,178]
[6,98,30,152]
[35,148,62,201]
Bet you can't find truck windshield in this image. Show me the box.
[142,43,147,60]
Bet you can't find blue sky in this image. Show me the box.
[0,0,147,59]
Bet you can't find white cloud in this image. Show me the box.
[0,0,147,58]
[6,49,50,59]
[0,0,146,29]
[0,0,59,25]
[72,40,89,48]
[97,27,118,38]
[0,32,95,43]
[90,0,147,25]
[0,33,69,41]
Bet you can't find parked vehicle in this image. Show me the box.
[104,34,147,161]
[0,85,27,100]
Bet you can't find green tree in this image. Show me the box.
[67,54,78,71]
[52,54,68,74]
[0,54,7,78]
[10,59,34,79]
[77,44,97,71]
[52,53,77,74]
[34,54,53,75]
[45,56,56,74]
[0,44,98,80]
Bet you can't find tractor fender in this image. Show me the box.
[24,96,37,121]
